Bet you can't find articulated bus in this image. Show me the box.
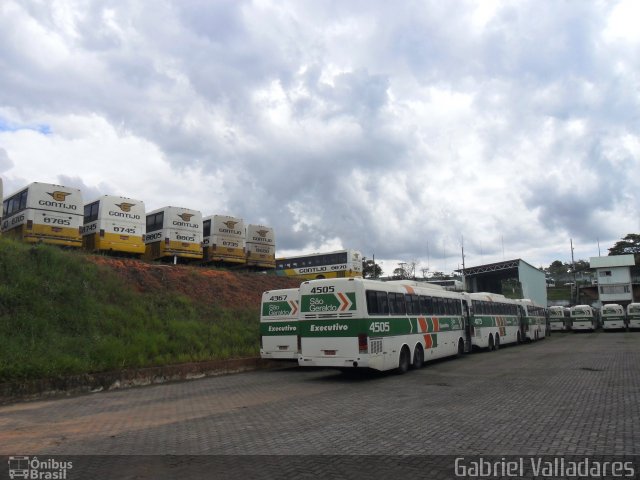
[601,304,626,331]
[144,206,203,261]
[260,288,300,360]
[82,195,146,256]
[516,298,547,340]
[627,303,640,330]
[202,215,246,265]
[570,305,597,332]
[246,224,275,269]
[548,306,568,331]
[276,249,363,280]
[468,292,521,349]
[2,182,83,247]
[297,277,470,373]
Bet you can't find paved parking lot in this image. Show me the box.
[0,332,638,478]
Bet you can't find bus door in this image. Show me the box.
[462,300,472,353]
[518,305,526,342]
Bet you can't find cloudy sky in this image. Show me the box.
[1,0,639,275]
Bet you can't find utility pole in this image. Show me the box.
[571,239,577,305]
[461,235,466,290]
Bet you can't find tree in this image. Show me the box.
[608,233,640,257]
[392,261,416,280]
[362,258,382,279]
[429,271,449,280]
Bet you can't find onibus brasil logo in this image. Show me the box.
[8,456,73,479]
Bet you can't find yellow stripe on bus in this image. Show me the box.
[84,232,145,255]
[4,224,82,247]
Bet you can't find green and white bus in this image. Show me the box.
[627,303,640,330]
[601,304,626,331]
[260,288,300,360]
[516,298,547,341]
[570,305,597,332]
[548,306,568,331]
[297,277,468,373]
[468,292,521,349]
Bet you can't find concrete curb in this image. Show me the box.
[0,357,292,405]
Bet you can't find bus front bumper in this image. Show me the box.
[602,321,625,330]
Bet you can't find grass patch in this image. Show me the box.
[0,238,259,382]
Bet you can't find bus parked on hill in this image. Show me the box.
[144,206,202,261]
[2,182,83,247]
[516,298,547,340]
[548,306,569,331]
[297,277,468,373]
[276,249,363,280]
[601,304,626,331]
[82,195,145,256]
[260,288,300,360]
[246,224,275,269]
[627,303,640,330]
[570,305,597,332]
[202,215,246,265]
[468,292,521,349]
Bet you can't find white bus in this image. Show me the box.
[548,306,568,331]
[144,206,203,261]
[202,214,246,265]
[82,195,146,256]
[297,277,468,373]
[601,304,626,331]
[516,298,547,341]
[260,288,300,360]
[627,303,640,330]
[2,182,83,247]
[468,292,521,349]
[246,224,275,269]
[276,249,363,280]
[570,305,597,332]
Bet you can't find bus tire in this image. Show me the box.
[412,345,424,369]
[457,339,465,357]
[488,334,494,351]
[494,334,500,350]
[517,331,522,344]
[397,346,410,374]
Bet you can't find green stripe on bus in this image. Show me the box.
[260,321,298,335]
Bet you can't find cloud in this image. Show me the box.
[0,0,639,273]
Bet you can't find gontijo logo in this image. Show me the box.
[115,202,135,212]
[47,191,70,202]
[223,220,238,229]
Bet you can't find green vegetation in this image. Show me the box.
[547,286,571,302]
[0,238,259,382]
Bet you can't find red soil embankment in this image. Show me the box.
[86,256,300,308]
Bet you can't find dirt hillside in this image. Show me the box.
[87,256,301,309]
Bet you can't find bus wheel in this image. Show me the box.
[488,335,495,351]
[457,339,465,357]
[494,334,500,350]
[397,346,411,374]
[517,331,522,344]
[412,345,424,369]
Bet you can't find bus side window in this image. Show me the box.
[366,290,389,316]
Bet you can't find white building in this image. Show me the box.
[589,255,635,305]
